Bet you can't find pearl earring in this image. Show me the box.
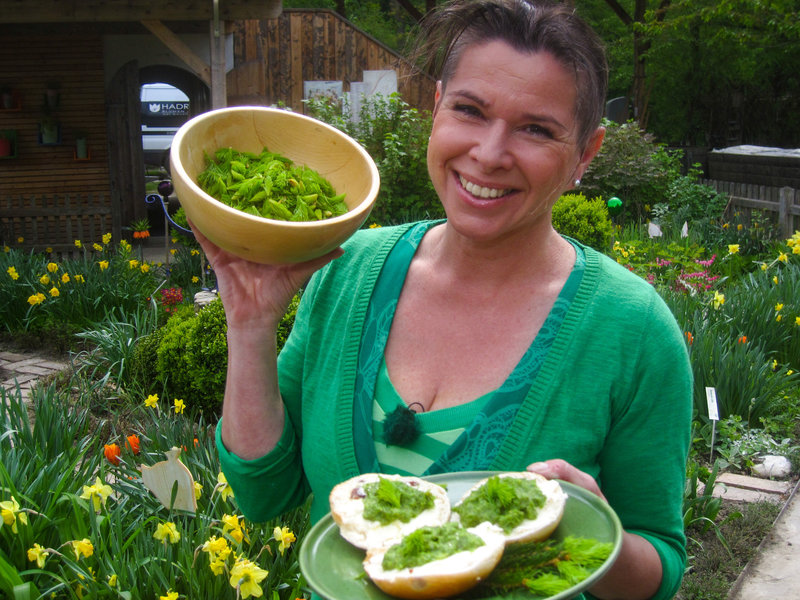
[574,178,581,186]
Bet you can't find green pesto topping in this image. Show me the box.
[362,477,436,525]
[453,476,546,533]
[382,522,485,571]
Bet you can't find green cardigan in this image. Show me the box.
[217,222,692,600]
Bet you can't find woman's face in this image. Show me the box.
[427,40,603,245]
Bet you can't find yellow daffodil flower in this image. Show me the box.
[221,513,246,544]
[74,239,82,248]
[712,291,725,310]
[49,287,59,297]
[777,315,783,322]
[773,276,779,284]
[194,481,203,500]
[796,316,800,327]
[39,274,50,285]
[71,538,94,560]
[128,259,139,269]
[192,276,199,283]
[174,398,186,414]
[727,244,739,255]
[98,260,109,271]
[778,252,788,263]
[7,266,19,280]
[61,272,70,284]
[120,240,132,252]
[737,223,743,231]
[191,249,200,256]
[154,521,181,544]
[159,589,178,600]
[17,236,24,243]
[80,476,113,512]
[273,526,296,555]
[27,543,49,568]
[229,557,268,599]
[760,263,768,271]
[144,393,159,408]
[140,263,150,273]
[74,274,85,283]
[202,536,231,565]
[46,262,58,273]
[93,243,103,252]
[1,497,28,533]
[27,293,46,306]
[216,472,234,502]
[775,303,784,312]
[102,232,112,244]
[108,574,118,587]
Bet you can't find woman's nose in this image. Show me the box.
[468,123,513,171]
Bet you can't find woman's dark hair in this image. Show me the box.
[414,0,608,149]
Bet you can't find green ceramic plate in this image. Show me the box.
[299,471,623,600]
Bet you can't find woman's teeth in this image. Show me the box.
[459,175,510,199]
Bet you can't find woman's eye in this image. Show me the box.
[454,103,482,118]
[525,124,554,138]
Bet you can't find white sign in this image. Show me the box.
[705,387,719,421]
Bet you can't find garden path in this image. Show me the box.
[2,345,800,597]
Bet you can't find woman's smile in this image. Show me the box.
[457,173,514,200]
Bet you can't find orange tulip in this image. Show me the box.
[684,331,694,345]
[125,434,141,455]
[104,443,121,465]
[738,335,748,344]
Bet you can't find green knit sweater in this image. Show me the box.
[217,222,692,600]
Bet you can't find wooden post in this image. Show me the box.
[210,17,228,109]
[779,187,792,239]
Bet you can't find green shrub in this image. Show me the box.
[551,193,613,250]
[129,324,166,395]
[305,93,441,224]
[580,120,680,224]
[156,301,227,416]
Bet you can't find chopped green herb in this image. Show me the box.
[362,477,435,525]
[454,475,546,533]
[196,146,348,222]
[382,522,485,571]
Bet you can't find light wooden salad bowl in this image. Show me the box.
[170,106,379,264]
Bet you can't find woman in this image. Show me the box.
[198,1,692,598]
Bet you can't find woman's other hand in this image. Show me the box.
[527,459,606,500]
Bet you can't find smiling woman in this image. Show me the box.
[197,4,693,600]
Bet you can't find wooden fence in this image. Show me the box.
[703,180,799,238]
[1,194,113,255]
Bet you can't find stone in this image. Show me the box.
[194,290,219,310]
[751,455,793,479]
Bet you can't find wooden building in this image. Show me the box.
[0,1,435,253]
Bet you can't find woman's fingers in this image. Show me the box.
[527,459,606,501]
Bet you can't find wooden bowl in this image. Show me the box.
[170,106,379,264]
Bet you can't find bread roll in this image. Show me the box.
[329,473,450,550]
[451,471,567,544]
[362,521,505,599]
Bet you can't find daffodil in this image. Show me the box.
[74,239,83,248]
[273,526,296,555]
[153,521,181,544]
[140,263,150,273]
[46,262,58,273]
[102,232,112,244]
[74,274,85,283]
[727,244,739,255]
[159,589,178,600]
[61,272,70,284]
[93,243,103,252]
[108,574,118,587]
[144,393,159,408]
[194,481,203,499]
[222,513,246,544]
[98,260,109,270]
[7,266,19,280]
[174,398,186,414]
[128,259,139,269]
[796,316,800,327]
[49,287,59,297]
[27,543,49,568]
[27,293,46,305]
[776,303,784,312]
[71,538,94,560]
[229,557,268,599]
[39,274,50,285]
[80,476,113,512]
[1,496,28,534]
[202,535,232,565]
[778,252,788,263]
[216,472,234,502]
[712,291,725,310]
[120,240,131,252]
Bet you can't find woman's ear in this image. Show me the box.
[432,80,443,119]
[574,126,605,180]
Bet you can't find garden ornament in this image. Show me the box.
[141,447,197,514]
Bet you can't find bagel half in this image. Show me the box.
[362,521,505,600]
[451,471,567,544]
[329,473,450,550]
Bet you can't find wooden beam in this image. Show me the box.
[209,18,228,108]
[0,1,283,24]
[140,19,211,86]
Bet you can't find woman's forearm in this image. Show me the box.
[589,531,662,600]
[220,323,286,460]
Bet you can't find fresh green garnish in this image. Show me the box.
[454,476,546,533]
[382,522,485,571]
[196,146,348,221]
[362,477,436,525]
[465,536,614,598]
